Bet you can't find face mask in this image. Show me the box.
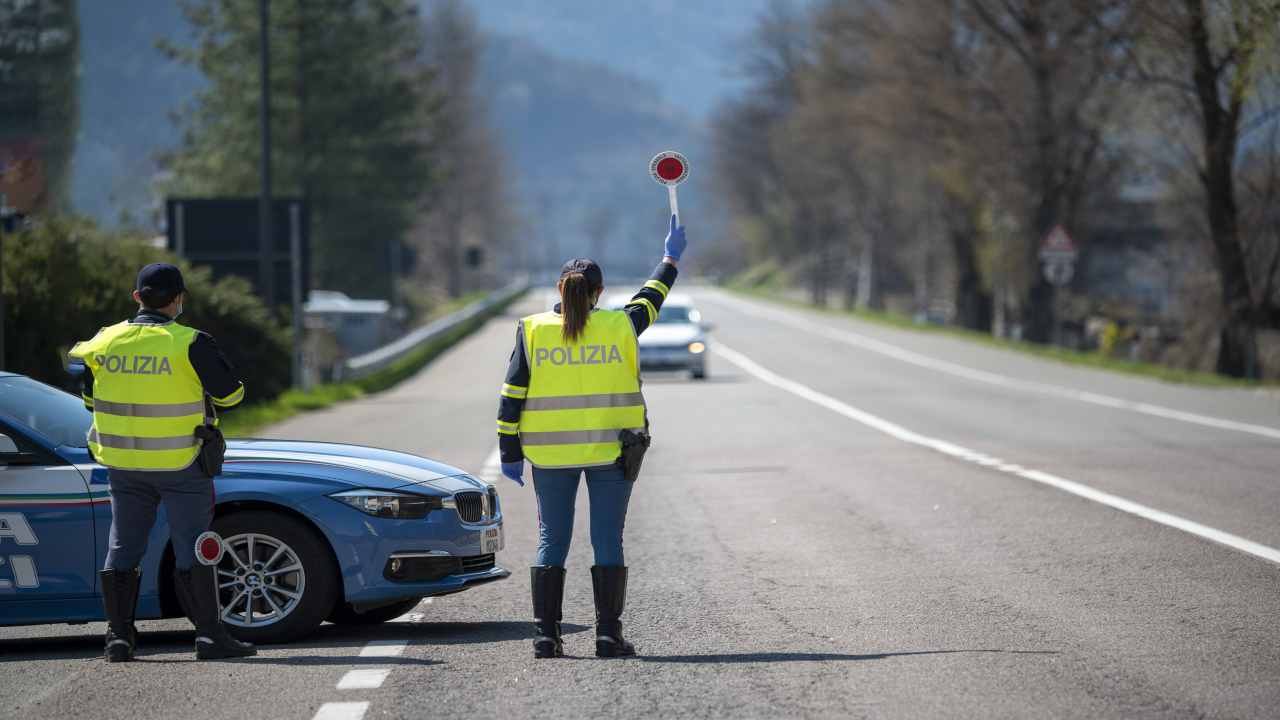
[172,303,184,320]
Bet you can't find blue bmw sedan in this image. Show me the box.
[0,371,509,643]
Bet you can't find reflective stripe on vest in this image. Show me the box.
[89,430,200,451]
[69,320,206,471]
[523,392,645,412]
[91,399,207,418]
[520,309,645,468]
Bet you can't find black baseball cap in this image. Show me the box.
[559,258,603,290]
[136,263,186,297]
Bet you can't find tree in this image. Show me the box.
[160,0,435,302]
[1135,0,1280,377]
[950,0,1140,343]
[0,0,78,214]
[411,0,513,300]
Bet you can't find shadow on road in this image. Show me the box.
[0,620,585,662]
[635,649,1061,664]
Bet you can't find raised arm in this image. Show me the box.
[623,215,685,336]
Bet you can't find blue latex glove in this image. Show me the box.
[664,214,687,261]
[501,460,525,487]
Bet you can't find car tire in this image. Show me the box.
[211,510,339,645]
[328,598,423,626]
[691,366,708,380]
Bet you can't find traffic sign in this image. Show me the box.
[650,150,690,223]
[1039,225,1078,262]
[1039,225,1078,287]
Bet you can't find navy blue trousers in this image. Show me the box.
[105,466,213,571]
[532,464,633,567]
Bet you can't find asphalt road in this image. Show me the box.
[4,287,1279,719]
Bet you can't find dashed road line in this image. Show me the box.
[359,639,409,658]
[714,342,1280,566]
[710,292,1280,442]
[313,702,369,720]
[336,668,393,690]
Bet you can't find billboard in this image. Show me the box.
[165,197,310,309]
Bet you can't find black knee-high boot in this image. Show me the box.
[591,565,635,657]
[99,568,141,662]
[531,566,566,658]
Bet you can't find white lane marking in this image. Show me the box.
[481,445,501,482]
[714,342,1280,566]
[313,702,369,720]
[336,668,393,690]
[709,292,1280,442]
[359,639,409,657]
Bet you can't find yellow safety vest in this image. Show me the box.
[519,310,646,469]
[69,321,207,471]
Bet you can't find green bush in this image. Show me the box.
[1,216,291,401]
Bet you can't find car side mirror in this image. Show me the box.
[0,433,38,466]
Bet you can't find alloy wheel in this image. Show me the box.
[215,532,306,628]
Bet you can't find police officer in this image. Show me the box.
[497,214,687,658]
[69,264,256,662]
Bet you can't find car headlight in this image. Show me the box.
[688,342,706,354]
[329,489,442,519]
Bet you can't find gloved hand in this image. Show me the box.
[501,460,525,487]
[664,214,687,261]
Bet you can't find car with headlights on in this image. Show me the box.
[0,371,509,644]
[609,293,711,379]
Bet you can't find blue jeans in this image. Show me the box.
[532,464,633,567]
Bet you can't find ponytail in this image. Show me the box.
[560,272,594,342]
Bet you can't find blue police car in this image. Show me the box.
[0,371,509,643]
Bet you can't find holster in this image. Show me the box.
[617,429,651,483]
[193,424,226,478]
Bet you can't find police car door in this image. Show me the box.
[0,415,100,622]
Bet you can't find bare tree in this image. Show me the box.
[1135,0,1280,377]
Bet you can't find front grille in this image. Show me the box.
[460,554,496,573]
[455,491,485,523]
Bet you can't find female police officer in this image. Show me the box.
[496,214,686,658]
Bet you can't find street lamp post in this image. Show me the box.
[258,0,275,310]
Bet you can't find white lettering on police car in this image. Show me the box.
[0,513,38,545]
[0,555,38,589]
[0,514,40,590]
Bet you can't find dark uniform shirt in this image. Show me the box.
[497,261,678,463]
[80,310,246,417]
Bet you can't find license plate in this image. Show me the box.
[483,526,504,554]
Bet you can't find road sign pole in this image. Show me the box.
[290,202,305,389]
[667,185,680,224]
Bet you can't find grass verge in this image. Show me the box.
[220,288,525,437]
[725,285,1270,389]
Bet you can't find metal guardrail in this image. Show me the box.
[343,278,530,380]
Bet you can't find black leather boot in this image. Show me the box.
[99,568,141,662]
[591,565,635,658]
[175,565,257,660]
[531,566,566,658]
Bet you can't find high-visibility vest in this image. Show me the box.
[519,309,646,469]
[69,321,207,471]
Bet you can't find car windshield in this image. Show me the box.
[655,306,695,324]
[0,376,92,448]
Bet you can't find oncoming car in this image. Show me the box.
[608,293,711,379]
[0,372,509,644]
